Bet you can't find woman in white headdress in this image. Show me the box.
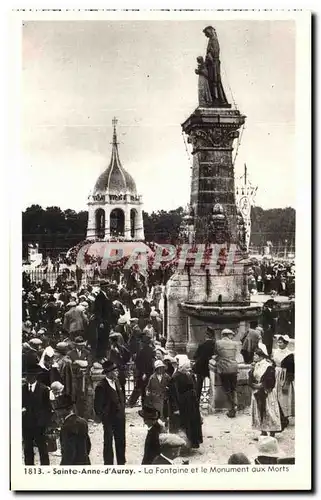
[272,335,295,426]
[168,358,203,449]
[249,343,281,438]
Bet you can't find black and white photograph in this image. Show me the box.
[9,9,311,491]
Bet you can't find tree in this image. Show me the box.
[22,204,295,257]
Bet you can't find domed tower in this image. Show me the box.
[86,118,145,241]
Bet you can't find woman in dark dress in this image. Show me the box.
[168,361,203,449]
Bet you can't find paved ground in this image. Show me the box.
[43,408,294,466]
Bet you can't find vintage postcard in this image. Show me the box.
[9,8,311,491]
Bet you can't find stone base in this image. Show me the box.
[208,361,252,413]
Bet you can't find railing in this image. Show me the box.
[121,363,210,408]
[23,269,95,288]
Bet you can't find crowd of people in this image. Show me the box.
[21,263,295,467]
[247,257,295,297]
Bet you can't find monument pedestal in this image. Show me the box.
[165,271,189,354]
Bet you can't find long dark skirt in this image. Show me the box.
[178,390,203,447]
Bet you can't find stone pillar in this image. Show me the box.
[165,272,190,354]
[104,205,110,240]
[86,204,96,240]
[135,204,145,240]
[124,203,131,240]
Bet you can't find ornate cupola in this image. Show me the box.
[86,118,145,241]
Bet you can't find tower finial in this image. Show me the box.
[112,117,118,146]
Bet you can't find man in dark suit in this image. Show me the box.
[128,336,155,408]
[94,360,126,465]
[55,394,91,465]
[22,364,52,465]
[94,281,115,359]
[193,327,216,402]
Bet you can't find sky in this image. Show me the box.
[22,19,296,213]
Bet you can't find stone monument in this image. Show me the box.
[165,26,261,411]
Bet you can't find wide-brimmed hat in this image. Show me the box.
[101,359,118,374]
[66,301,77,308]
[138,406,159,420]
[55,394,74,410]
[74,336,86,346]
[154,360,165,369]
[256,436,286,458]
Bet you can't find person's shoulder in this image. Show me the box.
[96,378,107,389]
[76,416,89,430]
[37,381,50,392]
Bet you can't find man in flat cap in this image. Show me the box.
[63,300,88,342]
[213,328,239,418]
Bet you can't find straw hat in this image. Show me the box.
[256,436,285,458]
[154,360,165,369]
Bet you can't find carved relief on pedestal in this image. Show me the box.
[188,127,239,152]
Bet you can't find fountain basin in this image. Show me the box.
[180,301,262,323]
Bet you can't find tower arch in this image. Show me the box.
[110,208,125,238]
[95,208,105,239]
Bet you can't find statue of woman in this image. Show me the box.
[202,26,229,106]
[195,56,212,106]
